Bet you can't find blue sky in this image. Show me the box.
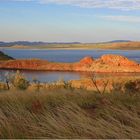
[0,0,140,42]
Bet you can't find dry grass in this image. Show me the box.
[0,88,140,139]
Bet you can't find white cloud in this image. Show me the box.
[4,0,140,11]
[7,0,33,1]
[100,15,140,23]
[40,0,140,11]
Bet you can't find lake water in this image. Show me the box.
[0,49,140,82]
[1,49,140,63]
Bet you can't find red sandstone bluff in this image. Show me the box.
[0,54,140,72]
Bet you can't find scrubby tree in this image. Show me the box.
[111,82,123,94]
[90,73,109,94]
[124,79,140,95]
[10,70,29,90]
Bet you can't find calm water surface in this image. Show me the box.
[1,70,140,83]
[1,49,140,62]
[0,49,140,82]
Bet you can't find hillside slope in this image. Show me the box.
[0,51,14,60]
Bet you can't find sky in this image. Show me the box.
[0,0,140,43]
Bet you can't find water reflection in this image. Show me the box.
[0,69,140,83]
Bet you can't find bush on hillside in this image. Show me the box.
[124,79,140,95]
[10,71,29,90]
[112,82,124,93]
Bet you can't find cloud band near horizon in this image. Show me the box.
[6,0,140,11]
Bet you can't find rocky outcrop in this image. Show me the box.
[99,55,138,67]
[79,56,94,65]
[0,54,140,72]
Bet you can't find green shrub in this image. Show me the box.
[124,79,140,95]
[10,71,29,90]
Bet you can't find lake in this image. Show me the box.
[0,49,140,82]
[1,49,140,63]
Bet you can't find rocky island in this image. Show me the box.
[0,52,140,73]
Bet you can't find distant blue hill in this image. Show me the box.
[106,40,131,43]
[0,40,132,47]
[0,41,80,47]
[95,40,131,44]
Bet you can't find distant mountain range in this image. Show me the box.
[96,40,131,44]
[106,40,131,43]
[0,40,131,47]
[0,41,80,47]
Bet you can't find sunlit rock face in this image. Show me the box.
[0,59,49,70]
[99,55,138,67]
[79,56,94,65]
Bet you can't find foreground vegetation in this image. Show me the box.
[0,72,140,139]
[0,88,140,139]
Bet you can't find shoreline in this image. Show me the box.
[1,47,140,51]
[0,54,140,73]
[1,67,140,74]
[1,41,140,50]
[1,74,140,91]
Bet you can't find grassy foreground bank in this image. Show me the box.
[0,71,140,139]
[0,88,140,139]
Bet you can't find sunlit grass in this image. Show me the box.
[0,89,140,139]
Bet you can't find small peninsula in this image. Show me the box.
[0,53,140,73]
